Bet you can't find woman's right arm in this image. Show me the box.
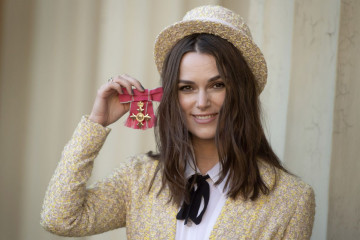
[40,75,144,236]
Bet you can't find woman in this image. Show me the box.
[41,5,315,239]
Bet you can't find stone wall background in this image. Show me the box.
[1,0,359,239]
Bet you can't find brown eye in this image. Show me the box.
[212,82,225,89]
[179,85,193,91]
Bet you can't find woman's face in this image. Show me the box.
[178,51,226,142]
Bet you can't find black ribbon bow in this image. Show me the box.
[176,174,210,225]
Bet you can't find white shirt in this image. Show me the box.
[175,162,228,240]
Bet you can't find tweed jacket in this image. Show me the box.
[41,116,315,239]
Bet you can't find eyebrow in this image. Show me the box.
[178,75,221,84]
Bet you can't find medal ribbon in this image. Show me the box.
[118,87,163,130]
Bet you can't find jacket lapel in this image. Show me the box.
[148,177,178,239]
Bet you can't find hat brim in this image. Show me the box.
[154,20,267,93]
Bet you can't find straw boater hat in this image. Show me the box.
[154,5,267,93]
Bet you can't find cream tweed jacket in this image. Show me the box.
[40,116,315,239]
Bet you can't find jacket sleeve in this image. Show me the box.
[282,184,316,240]
[40,116,130,236]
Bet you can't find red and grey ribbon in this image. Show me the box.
[118,87,163,130]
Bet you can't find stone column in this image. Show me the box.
[260,0,295,161]
[0,0,34,239]
[328,0,360,239]
[284,0,340,239]
[19,0,102,239]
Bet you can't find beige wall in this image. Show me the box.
[0,0,34,239]
[284,1,340,239]
[1,0,359,239]
[328,0,360,239]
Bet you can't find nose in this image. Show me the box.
[196,90,210,110]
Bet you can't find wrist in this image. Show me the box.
[88,114,107,127]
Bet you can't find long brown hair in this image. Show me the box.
[149,33,287,205]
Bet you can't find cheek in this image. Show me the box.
[178,95,192,112]
[215,91,226,107]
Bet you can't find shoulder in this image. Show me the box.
[254,163,315,237]
[275,169,316,236]
[119,153,159,175]
[259,161,315,203]
[276,169,315,205]
[257,161,315,228]
[278,170,313,191]
[114,154,160,186]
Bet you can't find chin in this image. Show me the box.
[191,131,216,141]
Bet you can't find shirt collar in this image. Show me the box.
[185,161,228,195]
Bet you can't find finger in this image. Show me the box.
[106,78,124,94]
[98,81,122,97]
[108,81,123,95]
[119,74,145,92]
[115,75,134,95]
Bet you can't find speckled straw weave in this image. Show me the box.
[154,5,267,94]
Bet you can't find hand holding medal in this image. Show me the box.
[89,74,162,129]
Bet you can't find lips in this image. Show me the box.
[194,114,217,119]
[192,113,218,123]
